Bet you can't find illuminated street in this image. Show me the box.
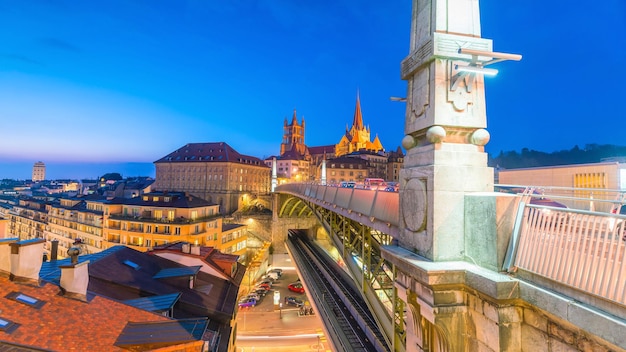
[236,254,329,351]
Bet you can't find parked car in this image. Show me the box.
[253,288,268,297]
[245,293,261,301]
[288,283,305,293]
[265,272,279,280]
[259,279,273,288]
[267,268,283,277]
[255,283,271,291]
[238,298,257,308]
[285,296,304,307]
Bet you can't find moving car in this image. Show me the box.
[288,282,305,293]
[285,296,304,307]
[384,182,399,192]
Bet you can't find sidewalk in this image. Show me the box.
[238,307,321,336]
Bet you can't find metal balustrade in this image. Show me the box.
[279,183,626,308]
[276,183,399,228]
[506,202,626,306]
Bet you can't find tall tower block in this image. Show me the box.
[32,161,46,182]
[399,0,495,261]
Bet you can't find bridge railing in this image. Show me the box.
[276,183,399,227]
[505,202,626,308]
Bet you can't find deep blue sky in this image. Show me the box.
[1,1,624,180]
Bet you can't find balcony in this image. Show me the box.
[108,214,220,224]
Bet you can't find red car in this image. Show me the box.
[288,283,305,293]
[255,283,271,291]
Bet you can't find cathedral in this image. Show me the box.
[335,93,384,156]
[269,92,398,183]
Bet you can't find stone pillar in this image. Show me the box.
[399,0,494,261]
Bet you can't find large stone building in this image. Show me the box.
[153,142,271,214]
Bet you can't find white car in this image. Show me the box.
[265,271,279,280]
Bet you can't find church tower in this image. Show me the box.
[280,109,306,156]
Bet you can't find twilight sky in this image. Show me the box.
[1,1,624,180]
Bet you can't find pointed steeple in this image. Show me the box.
[292,109,298,124]
[352,91,364,130]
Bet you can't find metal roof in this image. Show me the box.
[39,246,125,283]
[114,318,208,350]
[123,293,181,313]
[153,265,201,279]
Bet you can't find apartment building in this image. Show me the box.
[6,192,248,261]
[6,197,48,241]
[45,196,105,258]
[324,156,369,184]
[101,191,249,259]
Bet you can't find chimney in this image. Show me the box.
[59,246,89,302]
[182,243,191,254]
[190,245,200,256]
[50,239,59,261]
[9,239,45,285]
[0,238,18,277]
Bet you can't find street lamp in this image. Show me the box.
[279,303,283,319]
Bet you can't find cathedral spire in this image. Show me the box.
[352,91,364,130]
[292,109,298,124]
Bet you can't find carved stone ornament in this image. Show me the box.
[402,178,427,232]
[410,68,430,120]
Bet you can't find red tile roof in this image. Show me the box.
[0,277,169,351]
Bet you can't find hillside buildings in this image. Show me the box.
[153,142,271,215]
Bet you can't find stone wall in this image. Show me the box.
[231,212,318,254]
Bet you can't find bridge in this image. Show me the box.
[273,184,626,351]
[261,1,626,350]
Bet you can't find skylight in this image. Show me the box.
[124,260,140,270]
[6,291,45,309]
[16,294,38,304]
[0,317,18,333]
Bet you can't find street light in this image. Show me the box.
[279,303,283,319]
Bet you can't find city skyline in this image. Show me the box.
[1,1,624,180]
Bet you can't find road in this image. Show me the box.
[236,260,330,351]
